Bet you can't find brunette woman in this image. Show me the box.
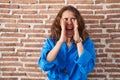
[38,5,96,80]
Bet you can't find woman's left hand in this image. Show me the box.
[72,19,82,43]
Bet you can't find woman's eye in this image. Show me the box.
[64,18,68,21]
[72,18,76,20]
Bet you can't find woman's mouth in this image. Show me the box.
[66,25,74,38]
[66,25,74,30]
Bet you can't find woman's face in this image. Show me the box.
[61,10,76,38]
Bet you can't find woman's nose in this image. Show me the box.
[67,19,72,24]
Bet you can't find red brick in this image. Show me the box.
[21,78,43,80]
[101,58,112,62]
[0,14,20,18]
[96,10,120,14]
[90,24,115,29]
[0,0,10,3]
[97,54,107,58]
[12,0,38,4]
[0,58,18,61]
[0,19,16,23]
[29,34,50,38]
[0,78,17,80]
[3,72,26,76]
[20,58,38,62]
[0,28,18,32]
[106,39,120,43]
[105,69,120,72]
[106,0,120,3]
[83,15,104,19]
[92,39,101,43]
[25,44,43,48]
[115,59,120,62]
[48,5,64,9]
[0,63,22,67]
[90,34,109,38]
[68,0,93,4]
[5,24,30,28]
[95,44,105,48]
[95,63,104,67]
[101,20,120,24]
[18,19,43,23]
[26,73,41,77]
[87,29,102,33]
[109,44,120,48]
[0,4,19,9]
[2,53,26,57]
[1,33,25,37]
[107,29,120,33]
[34,25,51,29]
[25,64,38,67]
[0,43,23,47]
[85,20,99,24]
[98,49,104,53]
[23,15,47,19]
[20,29,45,33]
[0,68,16,71]
[105,64,119,67]
[109,74,120,78]
[105,49,120,53]
[95,0,105,4]
[0,48,14,51]
[17,49,40,53]
[77,5,102,9]
[0,10,10,13]
[19,68,41,72]
[79,10,93,14]
[12,10,37,14]
[27,53,40,57]
[20,5,46,9]
[107,14,120,19]
[106,4,120,9]
[88,74,106,78]
[110,34,120,39]
[112,54,120,58]
[40,10,59,14]
[0,38,18,42]
[21,39,45,43]
[40,0,64,3]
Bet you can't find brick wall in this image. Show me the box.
[0,0,120,80]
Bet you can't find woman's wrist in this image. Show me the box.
[57,40,64,45]
[75,38,82,44]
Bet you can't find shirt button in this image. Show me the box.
[63,69,68,74]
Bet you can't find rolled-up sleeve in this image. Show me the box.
[74,38,96,75]
[38,38,57,71]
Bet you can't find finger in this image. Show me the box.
[61,18,66,30]
[72,19,78,29]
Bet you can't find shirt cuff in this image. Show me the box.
[75,49,92,66]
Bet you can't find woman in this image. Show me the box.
[38,5,96,80]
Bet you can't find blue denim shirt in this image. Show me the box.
[38,37,96,80]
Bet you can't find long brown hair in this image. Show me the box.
[50,5,89,42]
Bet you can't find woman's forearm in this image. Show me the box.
[46,41,63,62]
[76,42,84,57]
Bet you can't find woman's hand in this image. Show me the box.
[72,19,82,43]
[72,19,83,57]
[58,18,67,43]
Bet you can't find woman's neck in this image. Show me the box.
[66,38,72,48]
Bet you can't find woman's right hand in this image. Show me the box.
[58,18,66,44]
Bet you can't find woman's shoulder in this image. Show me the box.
[46,37,56,42]
[83,37,94,45]
[86,37,93,42]
[45,37,57,45]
